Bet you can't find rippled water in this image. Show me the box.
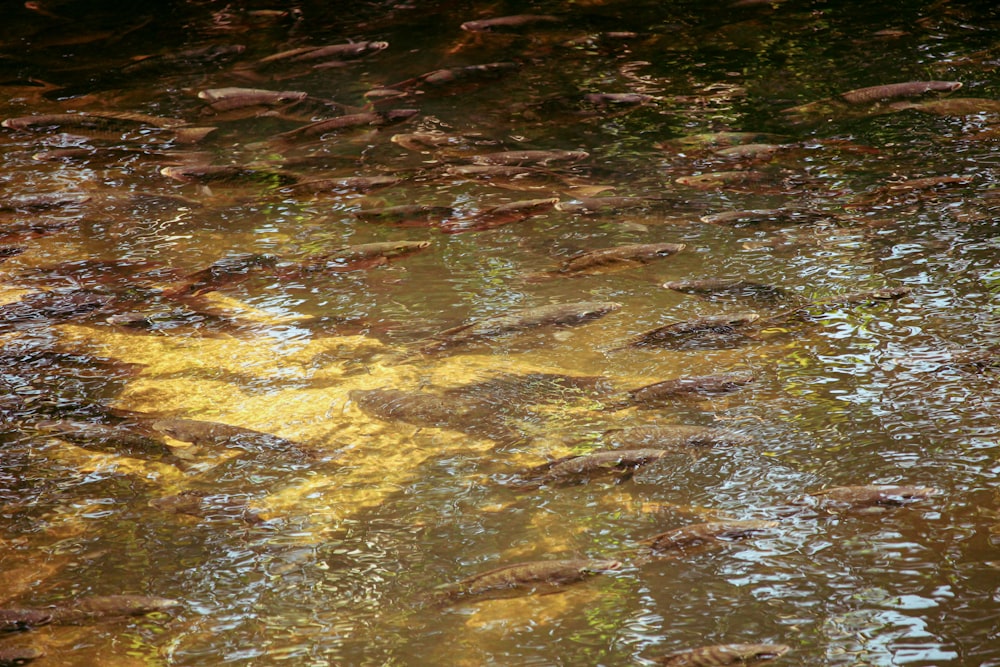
[0,0,998,665]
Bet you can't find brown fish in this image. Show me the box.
[0,609,52,633]
[641,520,779,555]
[662,278,788,303]
[160,165,297,186]
[699,208,827,226]
[349,388,518,442]
[0,646,43,666]
[149,491,262,524]
[809,485,939,510]
[839,80,962,104]
[198,86,308,111]
[418,300,621,353]
[583,92,656,106]
[602,424,753,449]
[433,558,620,605]
[290,240,431,273]
[395,62,520,90]
[257,41,388,65]
[764,287,912,324]
[677,171,799,192]
[626,372,756,406]
[619,313,760,349]
[554,243,686,275]
[0,596,181,628]
[284,175,402,193]
[888,97,1000,116]
[150,417,306,456]
[162,253,278,298]
[655,643,790,666]
[460,14,562,32]
[468,149,589,166]
[440,197,559,233]
[0,193,90,212]
[33,420,181,462]
[355,205,454,227]
[555,196,659,214]
[272,110,418,143]
[523,448,674,486]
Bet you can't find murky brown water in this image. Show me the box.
[0,1,998,665]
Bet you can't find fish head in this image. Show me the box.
[743,644,791,662]
[655,243,686,256]
[581,559,623,574]
[384,240,432,258]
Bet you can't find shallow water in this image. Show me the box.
[0,1,998,665]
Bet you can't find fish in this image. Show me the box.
[440,197,559,233]
[0,596,181,627]
[763,287,912,324]
[551,243,686,276]
[659,131,784,150]
[522,448,674,486]
[272,110,418,144]
[418,301,622,353]
[120,44,246,75]
[467,149,589,166]
[555,196,659,214]
[197,86,308,111]
[808,485,939,510]
[640,520,779,555]
[284,175,402,193]
[662,278,788,303]
[2,111,214,143]
[161,253,279,298]
[602,424,753,449]
[349,388,518,442]
[149,417,307,455]
[32,420,182,462]
[654,643,790,666]
[355,205,454,227]
[713,143,790,159]
[460,14,562,32]
[0,610,52,633]
[0,647,43,666]
[676,171,799,192]
[582,92,656,106]
[0,290,114,326]
[149,491,262,524]
[618,313,761,350]
[0,193,90,212]
[288,240,431,274]
[625,372,756,407]
[160,165,297,186]
[888,97,1000,116]
[444,372,613,407]
[256,41,388,65]
[433,558,620,606]
[393,62,520,91]
[839,80,962,104]
[699,208,828,226]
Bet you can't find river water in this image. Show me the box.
[0,1,997,665]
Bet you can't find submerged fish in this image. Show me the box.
[272,110,418,144]
[198,86,308,111]
[33,420,181,462]
[551,243,686,276]
[0,646,43,666]
[460,14,562,32]
[602,424,753,449]
[393,62,520,91]
[640,520,779,555]
[150,417,306,455]
[468,149,589,166]
[290,240,431,274]
[662,278,788,303]
[418,300,621,353]
[763,287,912,324]
[160,165,297,186]
[700,208,828,226]
[162,253,278,298]
[433,558,620,605]
[809,485,939,510]
[0,596,180,627]
[440,197,559,233]
[839,80,962,104]
[522,448,674,486]
[655,643,790,666]
[0,610,52,633]
[625,372,756,407]
[349,387,518,442]
[619,313,760,349]
[355,204,454,227]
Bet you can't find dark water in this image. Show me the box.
[0,1,998,665]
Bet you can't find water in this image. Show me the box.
[0,0,997,665]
